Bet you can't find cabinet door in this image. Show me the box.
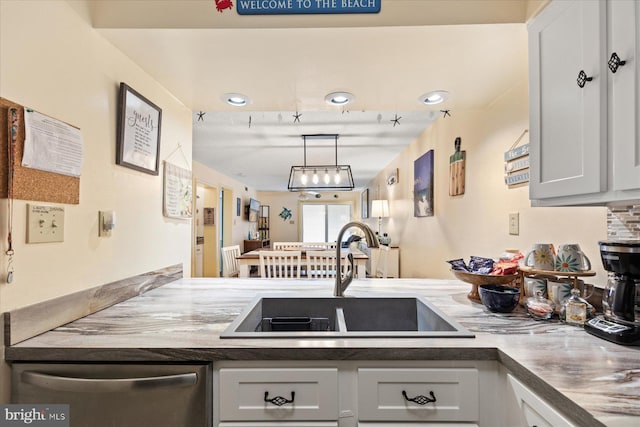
[507,374,576,427]
[610,0,640,191]
[528,0,607,199]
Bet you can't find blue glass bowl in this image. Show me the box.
[479,284,520,313]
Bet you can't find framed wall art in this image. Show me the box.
[361,189,369,219]
[162,161,192,219]
[116,82,162,175]
[414,149,434,217]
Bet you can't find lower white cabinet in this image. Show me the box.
[357,368,478,423]
[506,374,576,427]
[218,368,338,423]
[214,361,500,427]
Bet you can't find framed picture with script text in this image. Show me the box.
[116,82,162,175]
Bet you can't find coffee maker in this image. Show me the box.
[585,241,640,345]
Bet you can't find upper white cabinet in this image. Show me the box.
[610,0,640,191]
[528,0,640,206]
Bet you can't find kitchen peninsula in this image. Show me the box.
[4,278,640,427]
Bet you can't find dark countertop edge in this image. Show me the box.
[4,346,499,362]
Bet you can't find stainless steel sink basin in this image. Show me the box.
[220,294,474,338]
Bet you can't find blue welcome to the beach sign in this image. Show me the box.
[237,0,381,15]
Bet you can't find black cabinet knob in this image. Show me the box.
[608,52,626,73]
[577,70,593,88]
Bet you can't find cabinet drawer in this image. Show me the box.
[357,368,479,422]
[219,368,338,421]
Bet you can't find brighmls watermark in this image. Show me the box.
[0,405,68,426]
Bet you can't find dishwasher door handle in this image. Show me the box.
[22,371,198,393]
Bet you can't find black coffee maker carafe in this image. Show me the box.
[585,241,640,345]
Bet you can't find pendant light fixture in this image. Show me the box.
[288,134,354,191]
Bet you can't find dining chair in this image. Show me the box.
[375,245,390,278]
[305,251,350,278]
[272,242,303,250]
[258,250,301,278]
[221,245,241,277]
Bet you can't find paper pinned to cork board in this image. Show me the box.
[449,137,465,196]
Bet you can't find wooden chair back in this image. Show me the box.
[305,250,350,278]
[221,245,241,277]
[259,250,301,278]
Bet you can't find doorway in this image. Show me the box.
[193,181,219,277]
[218,187,234,276]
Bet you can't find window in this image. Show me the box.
[302,203,352,242]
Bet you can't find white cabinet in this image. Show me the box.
[218,368,338,424]
[506,374,576,427]
[357,368,479,424]
[214,361,505,427]
[528,0,640,205]
[609,0,640,191]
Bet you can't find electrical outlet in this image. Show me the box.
[27,204,65,243]
[509,212,519,235]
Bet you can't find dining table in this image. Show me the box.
[236,247,369,278]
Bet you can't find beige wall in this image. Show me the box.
[258,191,360,243]
[363,79,608,284]
[0,0,194,401]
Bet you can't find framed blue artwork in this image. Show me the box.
[414,150,434,217]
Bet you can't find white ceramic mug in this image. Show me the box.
[547,278,576,313]
[523,274,555,298]
[524,244,556,271]
[555,244,591,272]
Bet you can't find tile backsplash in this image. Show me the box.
[607,205,640,240]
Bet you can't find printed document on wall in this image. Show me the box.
[22,108,83,177]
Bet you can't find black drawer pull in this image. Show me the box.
[577,70,593,88]
[608,52,626,73]
[264,391,295,406]
[402,390,437,405]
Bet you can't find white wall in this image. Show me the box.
[0,0,193,400]
[363,80,608,283]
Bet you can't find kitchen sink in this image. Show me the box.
[220,294,475,338]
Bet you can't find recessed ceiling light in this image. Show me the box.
[325,91,354,106]
[222,93,251,107]
[419,90,449,106]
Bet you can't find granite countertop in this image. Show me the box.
[5,278,640,426]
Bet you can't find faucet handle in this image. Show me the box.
[346,253,354,274]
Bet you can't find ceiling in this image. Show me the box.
[68,0,537,191]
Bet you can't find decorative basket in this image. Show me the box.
[450,269,521,302]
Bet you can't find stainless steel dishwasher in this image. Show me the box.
[11,363,211,427]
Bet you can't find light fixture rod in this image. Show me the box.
[303,135,307,167]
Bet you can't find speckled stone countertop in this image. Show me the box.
[5,278,640,426]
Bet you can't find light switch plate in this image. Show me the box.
[509,212,519,235]
[27,204,65,243]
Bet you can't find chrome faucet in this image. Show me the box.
[334,221,379,297]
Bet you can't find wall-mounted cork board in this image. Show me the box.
[1,97,80,204]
